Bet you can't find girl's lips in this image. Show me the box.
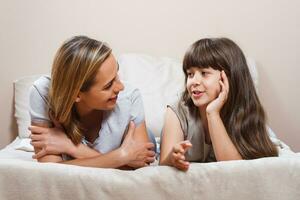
[192,91,204,98]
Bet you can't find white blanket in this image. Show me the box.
[0,139,300,200]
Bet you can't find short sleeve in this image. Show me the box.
[167,102,188,138]
[29,83,51,125]
[129,89,145,126]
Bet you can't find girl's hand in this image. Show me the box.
[170,140,192,171]
[120,121,155,168]
[206,70,229,115]
[29,126,75,159]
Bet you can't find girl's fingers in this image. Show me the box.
[173,145,184,154]
[219,80,228,100]
[180,141,192,153]
[172,152,184,163]
[177,159,189,166]
[175,160,190,171]
[172,152,186,162]
[221,71,229,92]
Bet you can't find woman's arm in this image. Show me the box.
[124,121,155,168]
[30,125,101,161]
[30,121,155,168]
[159,107,191,170]
[30,124,126,168]
[30,122,63,162]
[59,121,154,168]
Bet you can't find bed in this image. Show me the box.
[1,54,299,200]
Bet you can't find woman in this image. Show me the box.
[29,36,155,168]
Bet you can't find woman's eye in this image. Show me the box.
[103,82,113,90]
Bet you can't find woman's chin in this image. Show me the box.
[102,102,117,110]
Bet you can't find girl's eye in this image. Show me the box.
[187,72,194,78]
[202,71,208,76]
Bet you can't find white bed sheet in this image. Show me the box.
[1,137,300,200]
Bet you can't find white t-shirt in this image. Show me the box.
[29,75,145,155]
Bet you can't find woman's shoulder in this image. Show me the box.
[118,82,141,101]
[32,75,51,95]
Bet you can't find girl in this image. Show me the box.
[29,36,155,169]
[159,38,278,171]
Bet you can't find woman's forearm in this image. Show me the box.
[59,148,127,168]
[207,113,242,161]
[68,143,102,159]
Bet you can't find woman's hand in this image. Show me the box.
[206,70,229,115]
[170,140,192,171]
[29,126,75,159]
[120,121,156,168]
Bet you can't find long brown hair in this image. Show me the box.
[49,36,112,144]
[181,38,278,159]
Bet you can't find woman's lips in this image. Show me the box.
[108,96,118,102]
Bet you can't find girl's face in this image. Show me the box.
[76,54,124,113]
[186,67,221,108]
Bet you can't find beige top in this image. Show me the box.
[168,101,216,162]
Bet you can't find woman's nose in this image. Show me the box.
[114,78,124,93]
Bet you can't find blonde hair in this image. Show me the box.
[49,36,112,144]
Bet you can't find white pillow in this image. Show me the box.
[118,54,258,137]
[14,74,45,138]
[118,54,184,137]
[14,54,258,138]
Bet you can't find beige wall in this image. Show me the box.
[0,0,299,151]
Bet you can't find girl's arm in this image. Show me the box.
[207,112,242,161]
[159,107,191,171]
[206,71,242,161]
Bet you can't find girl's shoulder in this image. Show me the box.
[168,100,194,120]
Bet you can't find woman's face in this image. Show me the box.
[76,54,124,112]
[186,66,221,108]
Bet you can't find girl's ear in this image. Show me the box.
[219,70,223,81]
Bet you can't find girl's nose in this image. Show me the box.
[191,72,202,85]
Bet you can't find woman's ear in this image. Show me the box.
[75,97,81,102]
[75,94,81,102]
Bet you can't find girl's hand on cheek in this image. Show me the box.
[206,71,229,115]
